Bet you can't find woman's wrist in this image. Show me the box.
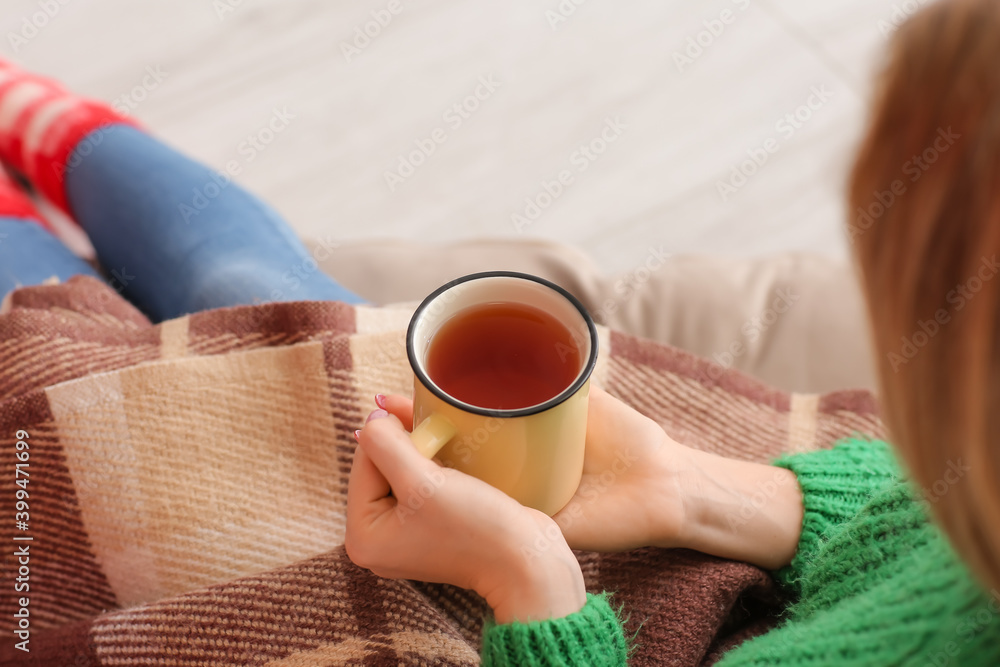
[473,512,587,625]
[667,446,804,570]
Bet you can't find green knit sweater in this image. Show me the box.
[481,438,1000,666]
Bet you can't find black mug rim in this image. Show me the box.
[405,271,599,418]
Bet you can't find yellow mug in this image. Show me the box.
[405,271,598,516]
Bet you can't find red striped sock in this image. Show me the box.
[0,60,141,217]
[0,166,50,230]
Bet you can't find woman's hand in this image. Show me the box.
[552,386,694,552]
[555,387,804,570]
[345,400,586,624]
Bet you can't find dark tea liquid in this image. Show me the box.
[426,302,582,410]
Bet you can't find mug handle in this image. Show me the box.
[410,413,457,459]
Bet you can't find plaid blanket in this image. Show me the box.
[0,276,884,666]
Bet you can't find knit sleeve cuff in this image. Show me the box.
[481,592,628,667]
[772,438,902,590]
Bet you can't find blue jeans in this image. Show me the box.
[0,125,365,322]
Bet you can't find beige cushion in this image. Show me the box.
[305,238,875,394]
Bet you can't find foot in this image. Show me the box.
[0,164,46,228]
[0,60,139,216]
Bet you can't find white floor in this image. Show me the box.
[2,0,910,274]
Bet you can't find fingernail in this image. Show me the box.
[374,394,387,409]
[353,429,361,442]
[366,409,389,424]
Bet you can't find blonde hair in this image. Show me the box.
[849,0,1000,589]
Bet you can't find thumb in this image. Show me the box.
[359,412,436,492]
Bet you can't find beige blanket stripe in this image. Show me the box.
[787,393,821,454]
[45,342,346,608]
[159,315,190,359]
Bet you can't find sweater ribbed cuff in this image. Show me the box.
[481,592,628,667]
[772,438,902,590]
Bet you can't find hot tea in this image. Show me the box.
[426,301,582,410]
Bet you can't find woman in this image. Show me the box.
[348,0,1000,664]
[3,0,997,663]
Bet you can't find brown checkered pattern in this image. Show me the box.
[0,276,885,666]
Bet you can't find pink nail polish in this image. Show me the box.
[366,409,389,424]
[374,394,387,409]
[353,429,361,442]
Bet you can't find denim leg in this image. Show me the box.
[0,218,102,300]
[63,125,366,323]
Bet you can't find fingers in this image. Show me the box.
[348,437,391,499]
[587,385,619,421]
[378,394,414,429]
[551,504,574,534]
[585,386,616,432]
[358,414,433,492]
[349,393,411,507]
[589,384,609,401]
[345,442,396,571]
